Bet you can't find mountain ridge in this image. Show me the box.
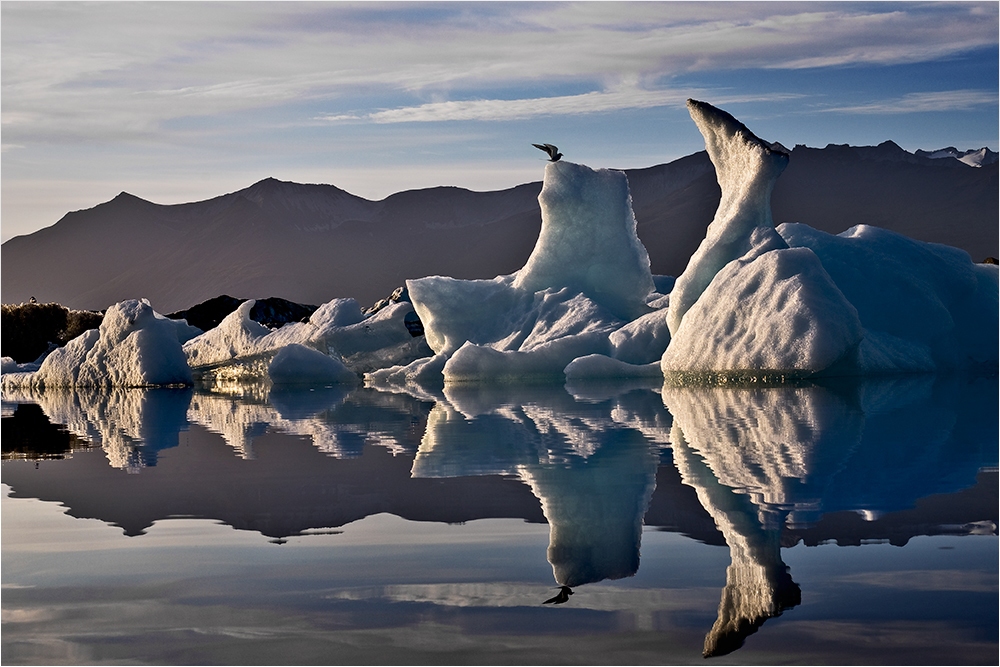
[3,143,997,313]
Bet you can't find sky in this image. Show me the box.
[2,1,997,243]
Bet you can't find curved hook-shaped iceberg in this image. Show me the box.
[667,100,789,338]
[662,100,997,379]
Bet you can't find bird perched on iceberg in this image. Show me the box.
[533,143,562,162]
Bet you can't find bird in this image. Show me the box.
[532,143,562,162]
[543,585,573,604]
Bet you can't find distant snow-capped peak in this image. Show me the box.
[915,146,998,167]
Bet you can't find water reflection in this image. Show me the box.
[413,383,667,589]
[662,374,997,656]
[3,385,192,471]
[2,373,996,659]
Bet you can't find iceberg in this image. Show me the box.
[666,100,790,338]
[183,297,429,385]
[1,299,193,388]
[512,161,654,320]
[662,100,998,380]
[4,100,994,389]
[376,160,657,385]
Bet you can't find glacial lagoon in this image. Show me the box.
[2,375,997,665]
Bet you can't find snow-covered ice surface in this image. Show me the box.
[181,297,428,386]
[917,146,998,168]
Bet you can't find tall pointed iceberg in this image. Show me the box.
[666,99,790,337]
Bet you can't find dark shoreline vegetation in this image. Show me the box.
[1,301,103,363]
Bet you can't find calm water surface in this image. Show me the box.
[2,375,997,665]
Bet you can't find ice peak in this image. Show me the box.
[512,160,654,320]
[667,100,790,336]
[687,99,789,159]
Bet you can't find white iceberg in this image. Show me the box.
[512,161,654,320]
[2,299,193,388]
[267,343,358,385]
[666,99,790,338]
[377,160,656,385]
[662,99,998,380]
[183,297,429,385]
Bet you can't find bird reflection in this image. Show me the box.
[542,585,574,605]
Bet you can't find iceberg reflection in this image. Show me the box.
[1,385,192,472]
[662,373,997,656]
[413,383,669,590]
[1,374,994,658]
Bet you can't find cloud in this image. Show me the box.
[821,89,998,114]
[2,2,996,142]
[365,88,692,123]
[840,569,998,592]
[318,87,804,124]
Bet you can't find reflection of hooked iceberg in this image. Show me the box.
[671,429,800,657]
[665,374,998,526]
[663,384,862,528]
[663,373,997,656]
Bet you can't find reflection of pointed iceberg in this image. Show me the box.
[663,375,998,656]
[663,384,862,527]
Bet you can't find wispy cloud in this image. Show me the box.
[3,2,997,142]
[318,87,808,124]
[821,89,998,114]
[361,88,693,123]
